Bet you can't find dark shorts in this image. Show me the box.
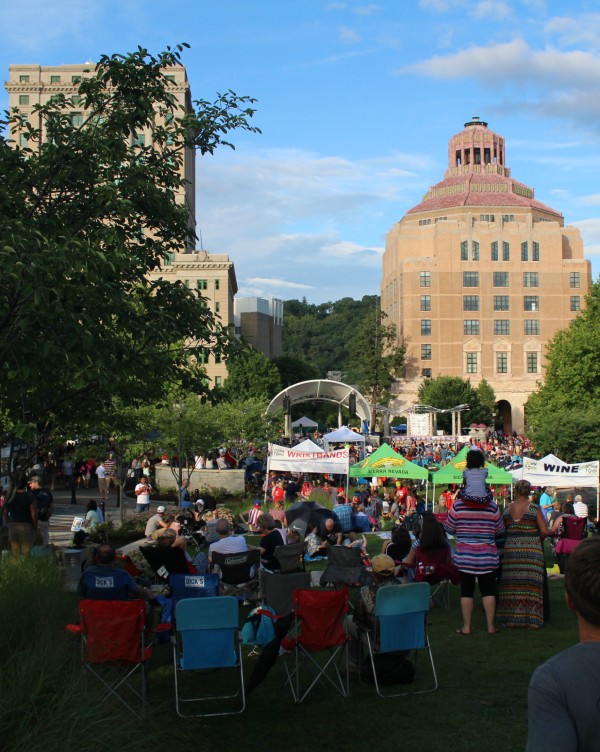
[459,570,497,598]
[8,523,36,545]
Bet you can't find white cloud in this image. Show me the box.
[470,1,512,20]
[419,0,467,11]
[572,218,600,256]
[544,14,600,51]
[354,4,383,16]
[321,240,384,258]
[245,277,315,290]
[339,26,361,43]
[0,0,102,50]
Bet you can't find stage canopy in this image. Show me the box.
[510,453,599,489]
[349,443,428,480]
[430,446,513,487]
[291,416,319,429]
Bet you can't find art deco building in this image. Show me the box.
[381,117,591,433]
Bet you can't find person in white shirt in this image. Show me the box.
[134,476,152,513]
[208,519,248,565]
[573,494,588,519]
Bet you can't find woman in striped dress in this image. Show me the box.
[445,490,505,635]
[497,479,548,629]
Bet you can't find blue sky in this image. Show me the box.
[2,0,600,304]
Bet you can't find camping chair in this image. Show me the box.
[281,588,350,703]
[139,544,192,581]
[274,542,305,573]
[554,516,587,573]
[261,570,311,615]
[66,599,168,719]
[169,573,220,607]
[414,548,460,610]
[172,596,245,717]
[319,544,372,588]
[211,549,261,600]
[360,583,438,698]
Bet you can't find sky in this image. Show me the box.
[2,0,600,304]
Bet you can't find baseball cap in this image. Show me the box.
[253,500,262,507]
[371,554,396,577]
[157,505,166,514]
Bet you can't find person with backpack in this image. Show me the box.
[29,476,54,546]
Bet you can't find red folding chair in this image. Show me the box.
[415,547,460,609]
[281,588,349,703]
[66,599,168,718]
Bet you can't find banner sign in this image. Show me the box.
[268,443,349,474]
[515,454,599,489]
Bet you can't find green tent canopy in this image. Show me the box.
[429,446,513,486]
[350,443,429,480]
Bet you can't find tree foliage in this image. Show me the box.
[0,44,260,475]
[525,280,600,460]
[221,344,282,402]
[417,376,493,432]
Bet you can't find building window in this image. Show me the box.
[524,296,540,311]
[165,74,176,82]
[524,320,540,335]
[71,75,81,84]
[521,241,529,261]
[133,132,145,147]
[215,353,221,364]
[421,368,432,378]
[570,296,581,312]
[503,214,514,222]
[523,272,539,287]
[472,241,480,261]
[494,295,510,311]
[464,320,480,335]
[527,352,539,374]
[50,75,61,83]
[184,280,190,288]
[420,295,431,312]
[72,95,82,106]
[532,241,540,261]
[196,279,208,290]
[420,271,431,288]
[215,302,220,313]
[215,376,222,387]
[466,353,478,373]
[463,296,479,311]
[463,271,479,287]
[215,279,220,290]
[461,240,468,261]
[164,252,175,266]
[421,344,432,360]
[19,95,29,105]
[503,241,510,261]
[19,133,28,147]
[71,113,83,128]
[198,349,208,364]
[494,320,510,336]
[19,75,30,83]
[497,353,508,374]
[570,272,580,288]
[480,214,495,222]
[493,272,509,287]
[421,320,431,336]
[491,241,498,261]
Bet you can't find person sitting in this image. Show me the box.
[145,505,169,540]
[78,543,151,600]
[179,479,193,510]
[573,494,589,520]
[270,499,287,528]
[320,517,343,548]
[208,518,248,567]
[257,513,286,570]
[332,496,354,536]
[399,513,457,583]
[382,524,412,563]
[82,500,100,533]
[156,527,207,573]
[239,500,263,533]
[71,529,96,571]
[352,504,373,533]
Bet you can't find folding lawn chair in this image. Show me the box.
[66,599,169,719]
[414,548,460,610]
[281,588,350,703]
[169,573,220,608]
[261,570,311,616]
[211,549,260,600]
[172,596,245,717]
[361,582,438,698]
[139,544,192,581]
[319,544,372,588]
[274,542,305,573]
[554,516,587,573]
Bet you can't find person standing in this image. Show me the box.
[134,475,152,513]
[28,476,54,546]
[104,453,119,498]
[96,461,108,500]
[526,539,600,751]
[497,479,548,629]
[179,479,192,509]
[3,477,38,556]
[573,494,588,519]
[445,490,505,635]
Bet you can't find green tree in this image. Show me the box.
[0,44,260,479]
[417,376,492,433]
[222,345,282,402]
[526,280,600,460]
[272,355,319,388]
[346,306,405,431]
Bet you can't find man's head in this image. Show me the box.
[325,518,335,532]
[216,518,231,537]
[157,505,166,515]
[29,477,42,490]
[575,494,584,503]
[566,538,600,628]
[157,529,177,548]
[95,543,117,566]
[371,554,396,580]
[181,479,189,489]
[258,513,275,532]
[140,476,148,484]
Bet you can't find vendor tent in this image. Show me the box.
[430,446,513,495]
[291,416,318,429]
[323,426,365,450]
[266,440,349,476]
[510,453,599,490]
[349,443,428,481]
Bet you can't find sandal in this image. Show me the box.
[455,627,473,635]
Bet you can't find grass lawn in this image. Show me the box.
[1,538,577,752]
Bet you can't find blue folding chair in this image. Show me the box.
[172,596,245,717]
[169,573,220,608]
[363,582,438,697]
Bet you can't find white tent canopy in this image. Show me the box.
[323,426,365,450]
[291,416,319,429]
[267,440,350,475]
[510,453,599,489]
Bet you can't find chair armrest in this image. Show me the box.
[154,622,173,634]
[66,624,83,634]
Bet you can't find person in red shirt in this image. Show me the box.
[272,480,285,506]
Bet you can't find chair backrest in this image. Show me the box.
[139,544,191,579]
[211,549,260,585]
[415,546,459,585]
[175,596,239,670]
[169,573,220,606]
[79,599,146,663]
[262,571,311,615]
[327,545,363,569]
[274,543,304,573]
[564,516,586,540]
[292,588,348,652]
[374,583,431,653]
[79,568,134,601]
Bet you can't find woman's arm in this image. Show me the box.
[537,508,549,539]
